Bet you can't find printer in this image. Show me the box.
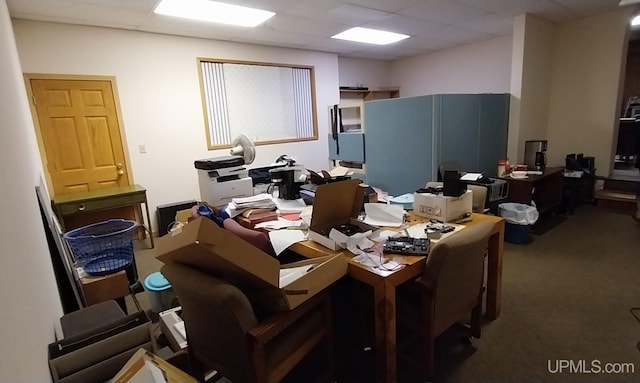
[195,155,253,207]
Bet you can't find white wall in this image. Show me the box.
[13,20,340,232]
[337,57,392,89]
[0,2,62,381]
[547,9,632,173]
[389,34,513,97]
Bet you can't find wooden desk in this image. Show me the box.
[501,167,564,215]
[52,184,154,248]
[291,212,504,383]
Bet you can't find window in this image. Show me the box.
[198,58,318,149]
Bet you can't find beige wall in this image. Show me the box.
[389,34,513,97]
[0,1,62,381]
[547,9,632,173]
[510,14,555,164]
[13,20,340,232]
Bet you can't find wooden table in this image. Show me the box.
[501,167,564,215]
[290,212,504,383]
[52,184,154,248]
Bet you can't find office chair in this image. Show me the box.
[437,161,463,182]
[396,221,494,382]
[161,262,336,383]
[467,184,487,213]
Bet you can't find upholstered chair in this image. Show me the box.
[396,221,494,382]
[161,262,335,383]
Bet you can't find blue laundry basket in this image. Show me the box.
[63,219,138,276]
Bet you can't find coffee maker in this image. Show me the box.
[524,140,547,171]
[269,167,303,200]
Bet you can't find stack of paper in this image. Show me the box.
[226,194,276,217]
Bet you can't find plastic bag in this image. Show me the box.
[498,202,539,225]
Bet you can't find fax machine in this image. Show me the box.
[195,156,253,207]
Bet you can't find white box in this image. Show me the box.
[413,190,473,222]
[159,307,187,352]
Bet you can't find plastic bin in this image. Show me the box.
[504,222,532,244]
[144,272,176,313]
[498,203,539,244]
[63,219,137,276]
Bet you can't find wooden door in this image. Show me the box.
[27,75,136,230]
[28,77,130,195]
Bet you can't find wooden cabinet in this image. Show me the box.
[501,167,564,214]
[339,88,400,101]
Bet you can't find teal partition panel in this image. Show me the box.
[478,94,510,177]
[364,96,434,196]
[328,132,365,162]
[438,94,481,172]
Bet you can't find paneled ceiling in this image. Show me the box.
[7,0,636,61]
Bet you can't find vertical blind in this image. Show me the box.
[199,60,316,148]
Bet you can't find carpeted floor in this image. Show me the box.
[130,205,640,382]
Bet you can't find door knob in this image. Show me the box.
[118,169,124,175]
[116,163,123,169]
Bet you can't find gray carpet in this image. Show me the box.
[130,205,640,382]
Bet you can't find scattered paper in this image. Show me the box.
[279,265,313,287]
[274,198,307,213]
[328,166,353,177]
[460,172,483,181]
[404,222,465,242]
[255,219,304,230]
[362,203,405,227]
[268,229,307,255]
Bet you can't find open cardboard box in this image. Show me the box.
[156,216,347,311]
[110,348,197,383]
[308,179,380,251]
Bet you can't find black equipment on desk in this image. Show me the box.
[383,237,430,255]
[443,170,467,197]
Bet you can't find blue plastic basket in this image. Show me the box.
[63,219,138,276]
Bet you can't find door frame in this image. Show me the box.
[24,73,133,196]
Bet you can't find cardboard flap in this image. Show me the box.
[310,179,364,230]
[156,217,280,289]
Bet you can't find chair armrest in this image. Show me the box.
[247,289,327,344]
[412,277,436,295]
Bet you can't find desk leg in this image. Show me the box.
[485,225,504,320]
[143,199,154,249]
[373,281,397,383]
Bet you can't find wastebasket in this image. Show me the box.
[498,203,539,244]
[144,272,176,313]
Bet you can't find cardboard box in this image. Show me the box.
[156,217,347,311]
[80,270,129,306]
[49,311,152,383]
[111,348,197,383]
[413,189,473,222]
[309,179,379,251]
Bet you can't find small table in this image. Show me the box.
[501,167,564,215]
[52,184,154,248]
[290,212,505,383]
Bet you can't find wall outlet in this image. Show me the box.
[139,144,146,154]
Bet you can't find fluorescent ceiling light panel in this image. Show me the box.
[332,27,409,45]
[632,15,640,26]
[154,0,275,27]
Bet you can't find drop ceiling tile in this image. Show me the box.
[362,14,445,36]
[342,0,426,13]
[263,14,348,37]
[398,0,491,25]
[456,13,515,35]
